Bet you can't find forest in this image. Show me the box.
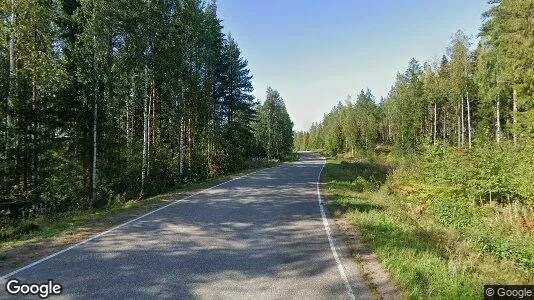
[295,0,534,207]
[0,0,293,225]
[294,0,534,296]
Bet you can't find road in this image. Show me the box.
[1,153,371,299]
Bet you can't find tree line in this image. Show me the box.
[0,0,293,220]
[295,0,533,156]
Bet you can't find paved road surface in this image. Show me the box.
[1,153,371,299]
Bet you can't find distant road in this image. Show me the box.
[1,152,371,299]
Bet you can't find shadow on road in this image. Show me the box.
[2,153,360,299]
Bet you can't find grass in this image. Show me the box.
[0,161,279,252]
[324,155,534,299]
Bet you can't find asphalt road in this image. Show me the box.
[1,152,371,299]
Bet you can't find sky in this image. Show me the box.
[216,1,490,131]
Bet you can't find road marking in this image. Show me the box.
[317,158,356,300]
[0,170,261,280]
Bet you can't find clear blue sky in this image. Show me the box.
[216,0,490,131]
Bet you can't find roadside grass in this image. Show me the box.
[324,155,534,299]
[0,161,278,253]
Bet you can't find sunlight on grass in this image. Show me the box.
[324,157,534,299]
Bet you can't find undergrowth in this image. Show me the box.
[325,146,534,299]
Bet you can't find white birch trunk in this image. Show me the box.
[91,0,98,204]
[92,95,98,203]
[141,70,148,195]
[433,102,437,145]
[457,102,461,147]
[147,81,151,176]
[496,100,501,143]
[127,76,135,145]
[5,0,15,180]
[461,95,465,147]
[179,84,184,178]
[467,91,472,149]
[179,116,184,177]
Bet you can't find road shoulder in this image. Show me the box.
[320,179,402,300]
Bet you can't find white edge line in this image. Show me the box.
[317,157,356,300]
[1,169,262,280]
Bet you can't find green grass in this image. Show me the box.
[324,156,534,299]
[1,161,279,251]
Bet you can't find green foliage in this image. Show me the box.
[431,198,474,229]
[386,144,534,270]
[299,1,534,154]
[298,2,534,295]
[415,143,534,206]
[0,1,292,222]
[325,156,534,299]
[295,89,381,155]
[40,149,86,212]
[254,87,294,159]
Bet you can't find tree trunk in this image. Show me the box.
[151,77,156,146]
[512,89,517,145]
[461,95,465,147]
[179,115,184,177]
[92,92,98,205]
[5,0,15,181]
[442,107,446,140]
[127,76,135,145]
[141,70,148,196]
[433,102,437,145]
[91,0,98,205]
[267,116,271,159]
[31,52,37,194]
[143,0,152,189]
[496,100,501,143]
[457,101,461,147]
[188,115,192,178]
[466,91,472,149]
[147,79,151,176]
[179,84,184,178]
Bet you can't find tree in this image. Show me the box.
[481,0,534,143]
[0,0,281,220]
[219,35,257,171]
[448,31,472,148]
[256,88,293,159]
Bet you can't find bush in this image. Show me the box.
[388,143,534,271]
[431,197,474,229]
[409,142,534,206]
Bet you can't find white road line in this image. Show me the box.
[0,170,261,280]
[317,158,356,300]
